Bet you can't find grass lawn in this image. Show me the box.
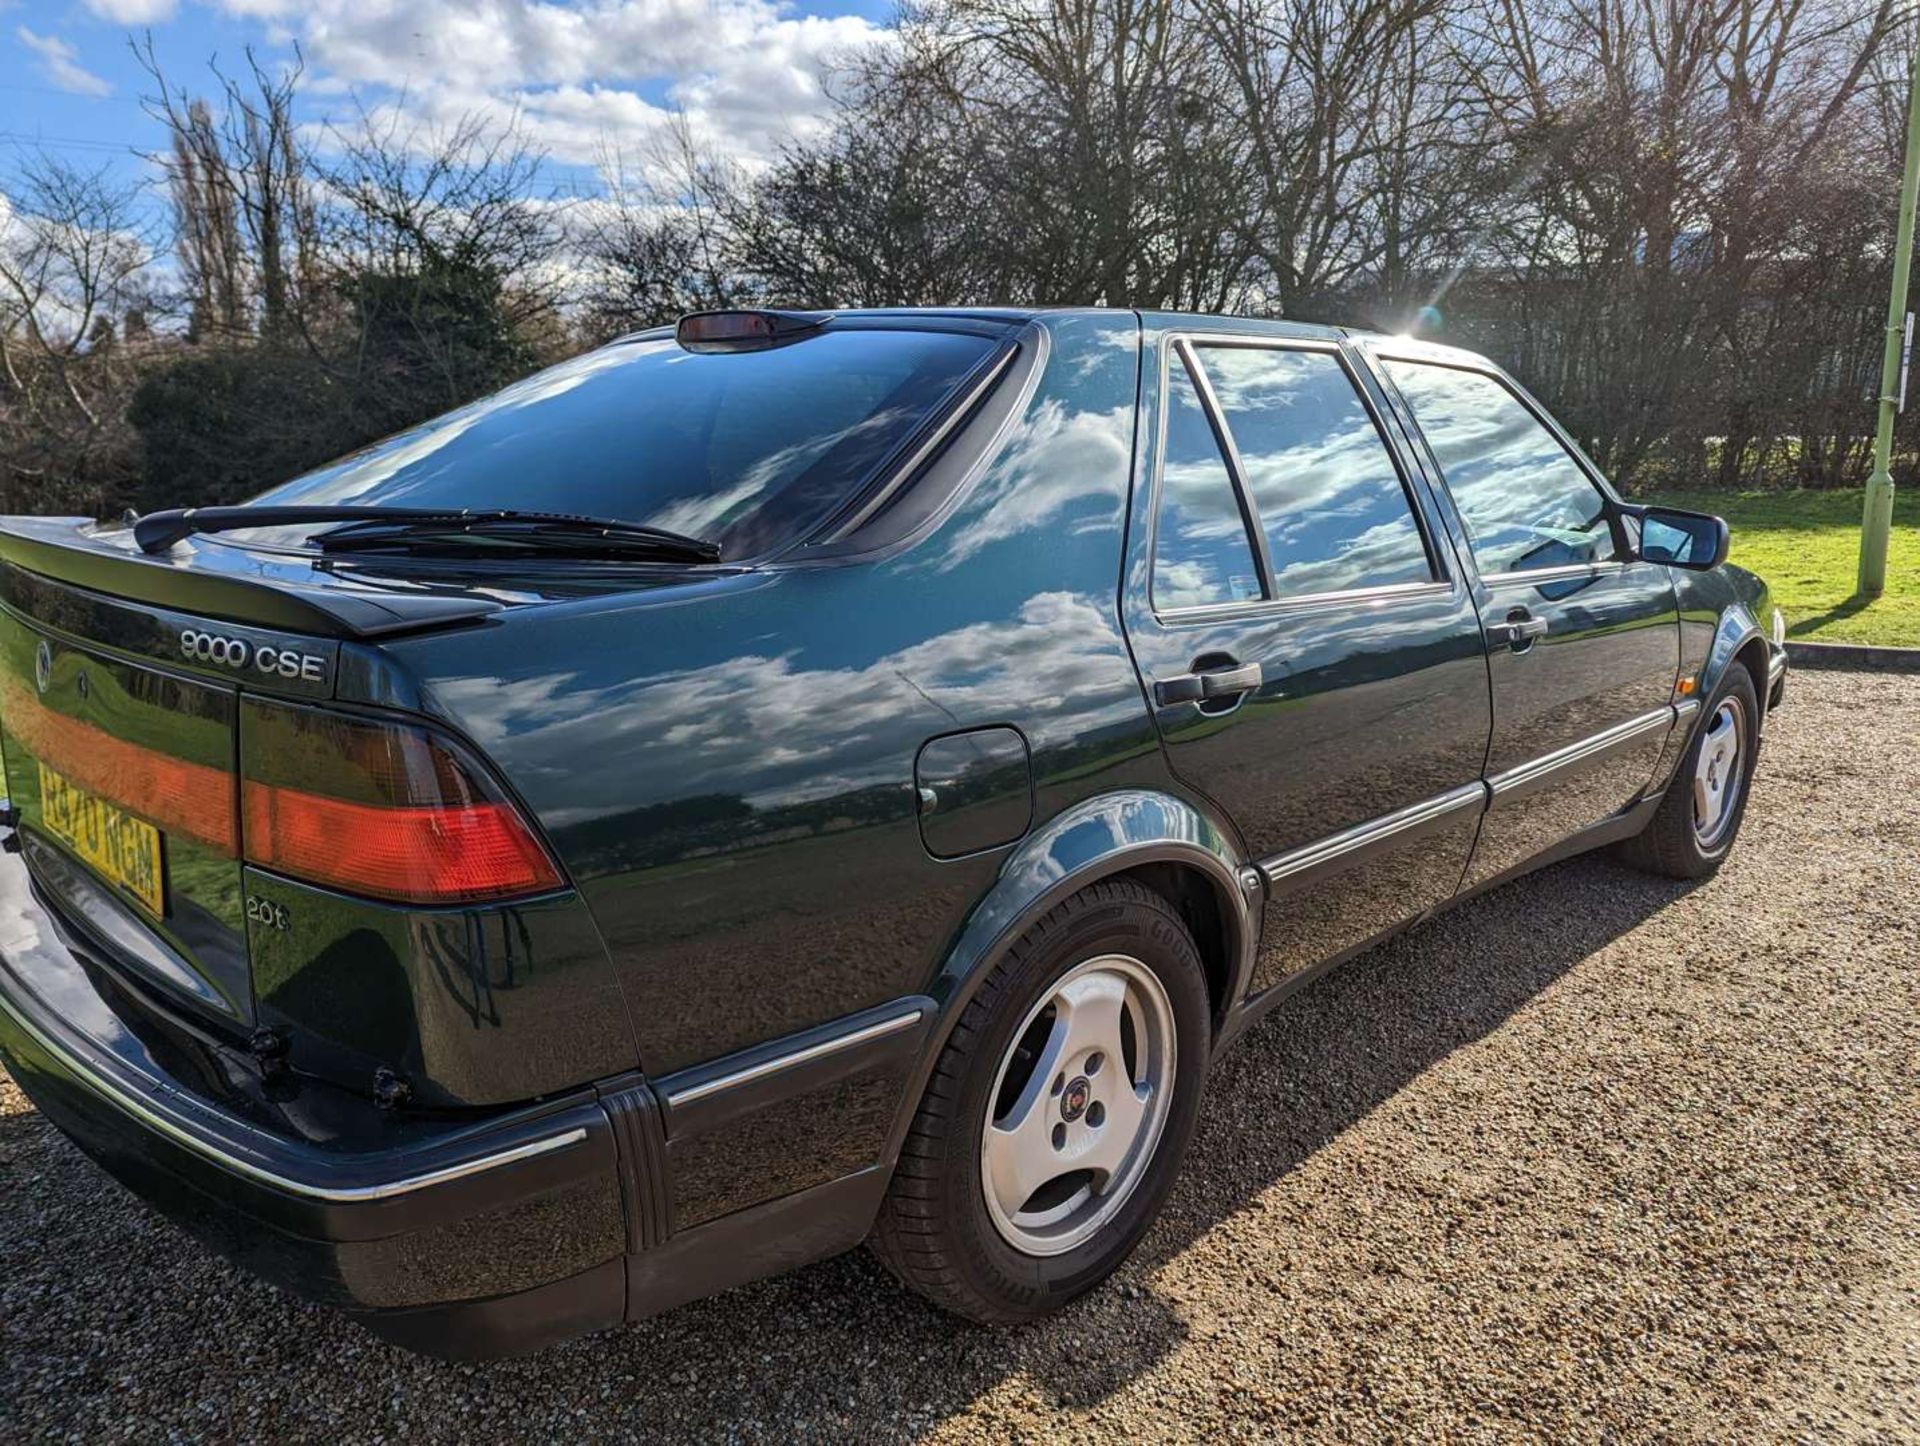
[1644,488,1920,648]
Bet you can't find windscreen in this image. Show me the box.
[247,327,998,559]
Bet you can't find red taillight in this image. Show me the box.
[243,790,561,903]
[240,700,562,905]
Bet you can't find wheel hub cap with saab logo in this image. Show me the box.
[1060,1075,1091,1123]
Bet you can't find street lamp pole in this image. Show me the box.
[1860,30,1920,596]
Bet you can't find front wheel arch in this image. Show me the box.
[1732,635,1771,724]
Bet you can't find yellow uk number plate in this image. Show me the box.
[37,763,165,916]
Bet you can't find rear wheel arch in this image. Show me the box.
[879,790,1253,1172]
[1112,859,1239,1035]
[870,875,1214,1320]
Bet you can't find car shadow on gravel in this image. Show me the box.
[995,850,1701,1411]
[1146,851,1700,1256]
[1,851,1699,1442]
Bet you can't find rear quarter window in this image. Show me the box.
[249,327,999,559]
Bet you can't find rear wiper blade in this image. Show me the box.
[133,505,721,562]
[137,505,490,553]
[314,513,722,562]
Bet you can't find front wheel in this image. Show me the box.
[1619,663,1761,879]
[871,879,1211,1322]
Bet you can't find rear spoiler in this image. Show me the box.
[0,516,501,639]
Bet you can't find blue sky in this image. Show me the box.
[2,0,897,206]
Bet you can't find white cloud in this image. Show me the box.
[213,0,888,170]
[17,28,113,98]
[81,0,178,21]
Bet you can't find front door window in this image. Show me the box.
[1383,362,1612,575]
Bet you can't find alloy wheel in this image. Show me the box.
[979,954,1176,1257]
[1692,694,1748,849]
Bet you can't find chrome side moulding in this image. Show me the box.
[660,1004,927,1109]
[0,986,588,1203]
[1251,706,1687,894]
[1257,782,1488,889]
[1486,708,1674,801]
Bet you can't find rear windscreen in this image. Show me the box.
[247,327,998,559]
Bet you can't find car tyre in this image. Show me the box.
[1618,662,1761,880]
[871,878,1211,1322]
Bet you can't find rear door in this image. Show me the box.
[1369,348,1680,888]
[1124,321,1493,998]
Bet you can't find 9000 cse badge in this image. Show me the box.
[179,628,327,683]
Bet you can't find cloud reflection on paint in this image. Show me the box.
[432,589,1143,826]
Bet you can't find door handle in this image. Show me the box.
[1503,611,1550,650]
[1155,659,1264,706]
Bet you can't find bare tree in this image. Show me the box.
[304,106,567,415]
[139,38,318,341]
[1433,0,1904,482]
[319,105,561,287]
[1189,0,1474,314]
[3,2,1914,508]
[577,118,754,338]
[0,154,157,508]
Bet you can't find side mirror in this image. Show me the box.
[1629,504,1730,571]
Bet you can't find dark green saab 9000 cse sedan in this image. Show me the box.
[0,308,1785,1355]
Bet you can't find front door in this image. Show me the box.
[1373,352,1680,888]
[1124,322,1493,998]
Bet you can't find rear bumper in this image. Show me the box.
[0,840,924,1356]
[0,847,633,1356]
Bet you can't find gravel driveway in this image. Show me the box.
[4,669,1917,1442]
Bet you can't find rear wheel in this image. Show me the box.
[1619,663,1760,879]
[871,879,1211,1322]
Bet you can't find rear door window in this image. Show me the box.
[248,327,999,560]
[1152,351,1264,611]
[1193,345,1434,598]
[1383,361,1612,575]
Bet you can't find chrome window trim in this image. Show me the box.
[1478,559,1628,586]
[0,987,588,1203]
[1257,782,1487,887]
[819,341,1023,543]
[1250,706,1682,892]
[1143,338,1263,616]
[1156,578,1453,626]
[661,1005,927,1109]
[1176,331,1347,354]
[1176,337,1278,592]
[1144,331,1452,621]
[1487,707,1675,799]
